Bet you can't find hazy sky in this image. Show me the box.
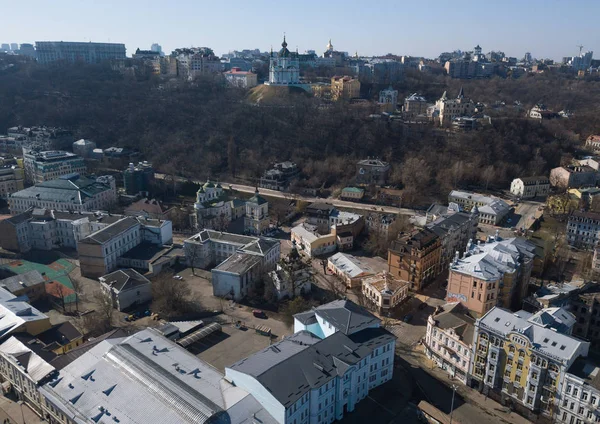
[3,0,598,60]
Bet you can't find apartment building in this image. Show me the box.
[361,272,409,312]
[471,307,589,417]
[35,41,126,65]
[0,209,124,252]
[226,300,394,424]
[388,228,442,291]
[425,303,475,384]
[404,93,428,116]
[550,165,598,189]
[566,210,600,250]
[448,190,510,225]
[446,236,535,317]
[23,150,86,184]
[432,88,475,126]
[567,284,600,354]
[0,163,24,199]
[330,75,360,100]
[123,161,154,195]
[558,358,600,424]
[426,209,479,273]
[8,174,117,215]
[510,176,551,199]
[291,223,337,257]
[184,229,280,300]
[0,336,56,416]
[356,158,390,185]
[77,216,172,278]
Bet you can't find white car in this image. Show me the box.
[172,275,183,280]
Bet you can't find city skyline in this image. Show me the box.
[3,0,599,61]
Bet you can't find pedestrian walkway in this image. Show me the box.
[407,344,532,424]
[0,396,45,424]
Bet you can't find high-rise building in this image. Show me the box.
[0,44,9,52]
[123,161,154,195]
[10,43,18,51]
[18,43,36,58]
[22,149,87,184]
[150,42,163,56]
[35,41,126,65]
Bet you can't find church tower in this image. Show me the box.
[267,35,300,85]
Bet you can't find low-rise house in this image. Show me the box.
[567,210,600,250]
[361,272,409,312]
[327,252,375,287]
[550,165,598,189]
[124,198,172,220]
[448,190,510,225]
[424,303,475,384]
[340,187,364,200]
[224,67,258,88]
[8,174,117,215]
[39,328,276,424]
[365,213,396,238]
[184,230,280,300]
[404,93,428,116]
[446,236,535,317]
[35,321,84,355]
[388,228,442,291]
[510,176,550,199]
[585,135,600,152]
[0,335,56,416]
[291,223,337,257]
[258,161,299,191]
[0,286,51,340]
[99,268,152,311]
[0,270,46,302]
[356,158,390,185]
[376,187,403,206]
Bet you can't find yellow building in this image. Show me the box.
[331,75,360,101]
[471,307,589,417]
[291,224,337,257]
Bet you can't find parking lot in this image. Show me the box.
[191,323,275,372]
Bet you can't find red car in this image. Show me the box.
[253,310,267,319]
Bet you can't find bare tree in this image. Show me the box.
[70,276,84,312]
[151,272,193,317]
[482,165,495,191]
[51,282,68,312]
[94,290,114,328]
[186,242,202,276]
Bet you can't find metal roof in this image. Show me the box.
[99,269,150,293]
[0,336,56,383]
[328,252,375,278]
[0,270,45,293]
[79,217,139,245]
[41,328,276,424]
[311,299,380,335]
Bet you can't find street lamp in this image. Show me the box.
[449,385,457,424]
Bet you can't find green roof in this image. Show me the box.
[248,194,268,205]
[342,187,364,193]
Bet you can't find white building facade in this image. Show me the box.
[266,36,300,86]
[510,177,551,199]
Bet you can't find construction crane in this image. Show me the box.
[576,44,584,56]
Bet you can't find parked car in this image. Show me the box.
[253,309,267,319]
[173,275,183,280]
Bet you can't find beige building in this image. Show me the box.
[327,252,375,287]
[550,165,598,189]
[432,88,475,126]
[331,75,360,101]
[510,176,550,199]
[448,190,510,226]
[224,67,258,89]
[585,134,600,152]
[0,165,24,199]
[425,303,475,384]
[446,237,535,317]
[362,272,409,312]
[340,187,364,200]
[404,93,428,116]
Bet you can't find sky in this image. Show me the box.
[3,0,599,61]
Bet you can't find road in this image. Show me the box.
[156,173,414,215]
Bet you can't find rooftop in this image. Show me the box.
[10,175,113,204]
[568,357,600,390]
[478,307,587,362]
[432,303,476,344]
[362,273,409,295]
[0,286,48,338]
[187,229,256,247]
[40,328,275,424]
[78,217,139,245]
[99,269,151,292]
[328,252,375,278]
[0,336,56,383]
[356,158,390,168]
[214,252,262,274]
[295,299,381,335]
[0,270,45,293]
